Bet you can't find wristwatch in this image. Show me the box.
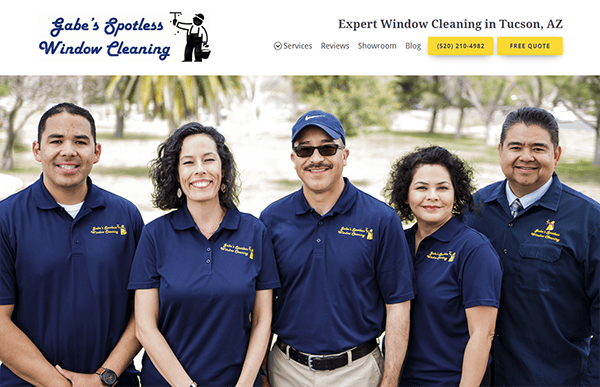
[96,367,118,386]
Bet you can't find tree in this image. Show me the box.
[293,76,398,137]
[460,76,517,146]
[552,76,600,166]
[0,76,77,170]
[394,76,453,134]
[513,76,559,108]
[106,75,242,137]
[440,76,473,139]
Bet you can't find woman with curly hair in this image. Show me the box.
[384,146,502,387]
[128,123,280,387]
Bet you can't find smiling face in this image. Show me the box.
[408,164,455,231]
[178,133,222,207]
[291,126,348,197]
[33,111,100,204]
[499,123,561,197]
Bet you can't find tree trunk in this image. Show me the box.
[454,107,465,139]
[485,119,496,146]
[594,108,600,166]
[428,107,438,134]
[594,132,600,166]
[114,106,125,139]
[1,97,23,170]
[1,123,16,170]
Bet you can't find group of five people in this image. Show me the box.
[0,102,597,387]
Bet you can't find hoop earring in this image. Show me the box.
[177,188,182,198]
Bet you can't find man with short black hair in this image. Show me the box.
[0,102,144,387]
[260,110,415,387]
[464,106,599,386]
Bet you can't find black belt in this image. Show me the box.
[275,338,377,371]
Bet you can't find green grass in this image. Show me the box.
[5,130,599,186]
[556,160,600,183]
[92,165,150,177]
[273,179,302,190]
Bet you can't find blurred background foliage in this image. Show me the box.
[1,75,599,171]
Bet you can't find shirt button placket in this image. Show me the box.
[314,219,324,258]
[204,246,213,271]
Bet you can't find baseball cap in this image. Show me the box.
[291,110,346,145]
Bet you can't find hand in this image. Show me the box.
[172,19,177,26]
[55,365,105,387]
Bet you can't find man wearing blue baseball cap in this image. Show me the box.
[260,110,415,386]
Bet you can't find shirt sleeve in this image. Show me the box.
[0,217,16,305]
[460,235,503,309]
[581,226,599,386]
[128,226,160,290]
[376,212,416,304]
[255,225,280,291]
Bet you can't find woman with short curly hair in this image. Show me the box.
[129,122,280,387]
[384,145,502,387]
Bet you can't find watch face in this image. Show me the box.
[101,369,118,385]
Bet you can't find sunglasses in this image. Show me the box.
[293,144,343,158]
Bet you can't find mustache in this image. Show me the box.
[303,162,332,171]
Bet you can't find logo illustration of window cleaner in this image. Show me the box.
[172,12,210,62]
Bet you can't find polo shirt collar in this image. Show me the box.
[292,178,357,216]
[172,203,241,231]
[404,217,464,257]
[428,216,465,242]
[32,174,105,210]
[486,172,562,213]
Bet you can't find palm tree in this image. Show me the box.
[105,75,241,137]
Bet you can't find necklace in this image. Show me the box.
[199,209,225,238]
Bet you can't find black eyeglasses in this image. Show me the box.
[294,144,343,158]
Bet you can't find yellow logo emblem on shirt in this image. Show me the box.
[337,226,374,240]
[426,251,456,262]
[220,243,254,259]
[90,224,127,235]
[531,220,560,242]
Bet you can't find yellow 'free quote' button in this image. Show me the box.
[497,37,562,55]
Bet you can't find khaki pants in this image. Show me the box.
[268,342,384,387]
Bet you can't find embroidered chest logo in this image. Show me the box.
[337,226,374,240]
[426,251,456,262]
[90,224,127,235]
[220,243,254,259]
[531,219,560,242]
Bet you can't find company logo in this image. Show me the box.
[426,250,456,262]
[90,224,127,235]
[531,220,561,242]
[38,15,171,61]
[305,115,325,121]
[171,12,210,62]
[220,243,254,259]
[337,226,374,240]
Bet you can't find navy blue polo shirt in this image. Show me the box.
[128,205,280,387]
[399,217,502,387]
[260,179,415,355]
[464,173,600,386]
[0,176,144,387]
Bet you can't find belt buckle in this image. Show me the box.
[307,354,324,371]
